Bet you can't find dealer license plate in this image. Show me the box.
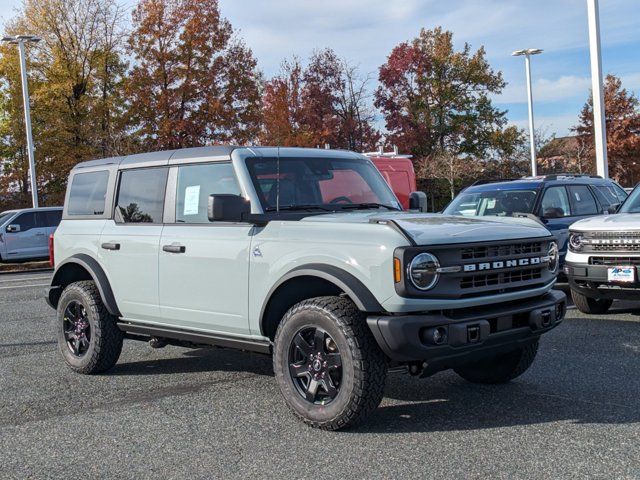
[607,266,635,283]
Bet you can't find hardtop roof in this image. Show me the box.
[72,145,363,170]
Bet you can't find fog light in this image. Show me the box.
[422,326,448,345]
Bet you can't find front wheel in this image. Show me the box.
[571,290,613,314]
[454,341,539,384]
[273,296,387,430]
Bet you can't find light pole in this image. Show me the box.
[2,34,41,208]
[586,0,608,179]
[512,48,543,177]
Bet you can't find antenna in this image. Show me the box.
[276,146,280,213]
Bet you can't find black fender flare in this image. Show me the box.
[259,263,384,335]
[49,254,121,317]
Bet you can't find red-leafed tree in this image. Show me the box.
[126,0,262,150]
[375,27,510,161]
[572,74,640,185]
[261,49,380,151]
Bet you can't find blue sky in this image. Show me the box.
[2,0,639,137]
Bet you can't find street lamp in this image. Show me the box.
[512,48,543,177]
[2,34,41,208]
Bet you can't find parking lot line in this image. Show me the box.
[0,283,49,290]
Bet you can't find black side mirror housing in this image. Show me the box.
[208,194,250,222]
[409,191,427,212]
[607,203,620,214]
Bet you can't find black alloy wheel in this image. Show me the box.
[288,326,342,405]
[62,300,91,357]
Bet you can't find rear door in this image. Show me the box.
[158,162,252,335]
[99,167,168,324]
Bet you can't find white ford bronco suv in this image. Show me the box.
[46,146,565,430]
[565,185,640,314]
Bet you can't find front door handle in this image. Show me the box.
[101,242,120,251]
[163,244,186,254]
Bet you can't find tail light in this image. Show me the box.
[48,233,55,267]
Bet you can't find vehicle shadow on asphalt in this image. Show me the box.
[109,346,274,377]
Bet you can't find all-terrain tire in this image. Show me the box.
[57,280,123,374]
[571,289,613,315]
[273,296,387,430]
[454,340,539,384]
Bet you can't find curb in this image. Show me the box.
[0,267,53,275]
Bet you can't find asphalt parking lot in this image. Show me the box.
[1,271,639,479]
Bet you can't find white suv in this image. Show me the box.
[46,146,565,430]
[565,186,640,314]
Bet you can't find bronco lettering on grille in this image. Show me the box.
[463,256,545,272]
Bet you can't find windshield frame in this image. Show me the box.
[244,156,402,213]
[619,186,640,214]
[443,188,539,217]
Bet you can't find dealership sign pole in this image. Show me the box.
[587,0,609,179]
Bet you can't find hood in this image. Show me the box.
[571,213,640,232]
[301,212,552,246]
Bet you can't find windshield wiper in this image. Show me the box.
[338,203,401,211]
[264,204,333,212]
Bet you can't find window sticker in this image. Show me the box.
[183,185,200,215]
[574,192,581,201]
[488,199,496,208]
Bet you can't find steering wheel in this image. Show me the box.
[329,196,353,204]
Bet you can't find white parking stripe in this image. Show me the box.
[0,283,49,290]
[0,276,52,284]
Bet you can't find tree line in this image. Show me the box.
[1,0,639,209]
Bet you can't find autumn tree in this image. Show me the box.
[261,49,379,150]
[375,27,513,167]
[126,0,262,150]
[572,74,640,185]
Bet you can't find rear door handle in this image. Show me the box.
[163,244,186,254]
[101,242,120,251]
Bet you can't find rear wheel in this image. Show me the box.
[454,341,539,384]
[273,296,387,430]
[571,290,613,314]
[57,280,123,374]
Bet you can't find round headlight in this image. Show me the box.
[547,241,559,273]
[409,253,440,290]
[569,233,584,252]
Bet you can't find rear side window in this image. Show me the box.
[612,183,628,202]
[175,163,240,224]
[67,170,110,216]
[44,210,62,227]
[116,168,168,223]
[567,185,599,216]
[593,185,620,208]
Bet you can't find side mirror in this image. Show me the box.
[207,194,250,222]
[606,203,620,214]
[6,224,21,233]
[409,191,427,212]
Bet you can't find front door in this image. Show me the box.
[158,162,252,335]
[4,212,47,260]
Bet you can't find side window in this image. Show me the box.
[12,212,37,232]
[593,185,619,208]
[567,185,599,216]
[116,167,168,223]
[67,170,110,216]
[612,183,628,202]
[175,163,240,223]
[539,187,570,218]
[45,210,63,227]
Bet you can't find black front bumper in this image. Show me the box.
[367,290,566,368]
[565,262,640,300]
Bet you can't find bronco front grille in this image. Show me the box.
[584,231,640,252]
[460,268,543,289]
[461,242,543,260]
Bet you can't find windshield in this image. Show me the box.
[619,187,640,213]
[444,189,538,217]
[246,157,401,212]
[0,211,15,225]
